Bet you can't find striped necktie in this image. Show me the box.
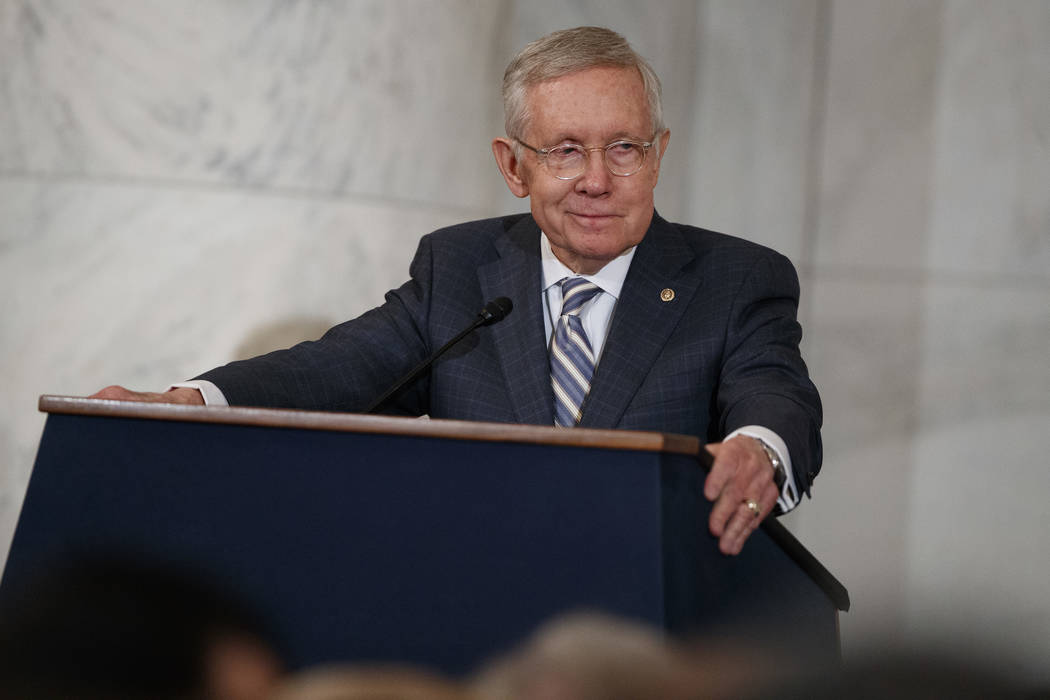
[551,277,602,427]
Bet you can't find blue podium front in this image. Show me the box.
[2,397,844,673]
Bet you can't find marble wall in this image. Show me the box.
[1,0,1047,680]
[786,1,1050,678]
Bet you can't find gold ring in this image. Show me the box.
[745,499,761,518]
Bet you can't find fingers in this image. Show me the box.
[89,385,152,401]
[702,443,725,501]
[703,436,778,555]
[716,481,779,555]
[88,385,204,405]
[704,437,764,535]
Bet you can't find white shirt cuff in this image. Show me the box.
[168,380,229,407]
[726,426,800,514]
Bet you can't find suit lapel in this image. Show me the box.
[579,215,699,429]
[477,215,555,425]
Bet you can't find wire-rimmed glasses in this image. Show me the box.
[516,136,657,179]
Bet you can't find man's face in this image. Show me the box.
[494,66,669,274]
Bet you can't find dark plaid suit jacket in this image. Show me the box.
[197,212,822,493]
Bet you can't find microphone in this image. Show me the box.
[477,296,513,325]
[364,297,513,414]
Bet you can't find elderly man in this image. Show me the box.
[94,27,821,555]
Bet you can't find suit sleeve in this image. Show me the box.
[193,235,439,415]
[715,251,823,497]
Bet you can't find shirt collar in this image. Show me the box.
[539,231,636,299]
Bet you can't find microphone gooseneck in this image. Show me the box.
[363,297,514,414]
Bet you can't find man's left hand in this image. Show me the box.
[703,436,779,555]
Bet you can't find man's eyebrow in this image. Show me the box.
[608,129,650,141]
[543,131,646,145]
[543,132,583,145]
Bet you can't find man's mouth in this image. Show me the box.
[569,211,617,221]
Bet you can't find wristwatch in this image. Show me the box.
[752,436,787,491]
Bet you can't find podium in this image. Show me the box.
[2,396,848,673]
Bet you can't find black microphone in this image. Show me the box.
[476,296,513,326]
[364,297,513,414]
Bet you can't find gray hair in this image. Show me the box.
[502,26,665,142]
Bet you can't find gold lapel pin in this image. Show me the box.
[660,288,675,302]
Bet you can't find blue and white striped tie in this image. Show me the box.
[551,277,602,427]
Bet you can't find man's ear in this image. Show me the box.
[652,128,671,187]
[492,137,530,198]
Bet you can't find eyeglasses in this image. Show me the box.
[516,136,657,179]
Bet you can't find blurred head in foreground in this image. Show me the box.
[469,611,1044,700]
[271,666,473,700]
[0,555,285,700]
[470,612,790,700]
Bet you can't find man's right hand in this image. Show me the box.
[89,386,205,405]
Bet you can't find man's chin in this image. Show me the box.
[566,240,632,273]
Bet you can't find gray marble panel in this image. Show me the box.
[785,274,926,642]
[782,441,916,647]
[791,275,1050,669]
[685,0,821,260]
[0,0,509,211]
[813,0,943,270]
[908,282,1050,678]
[803,274,925,452]
[907,413,1050,680]
[926,0,1050,278]
[0,178,475,563]
[916,282,1050,433]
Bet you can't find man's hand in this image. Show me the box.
[703,436,779,555]
[89,385,205,405]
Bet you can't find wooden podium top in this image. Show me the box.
[39,395,705,460]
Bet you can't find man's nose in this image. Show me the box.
[574,149,612,195]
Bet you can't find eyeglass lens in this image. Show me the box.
[546,142,646,178]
